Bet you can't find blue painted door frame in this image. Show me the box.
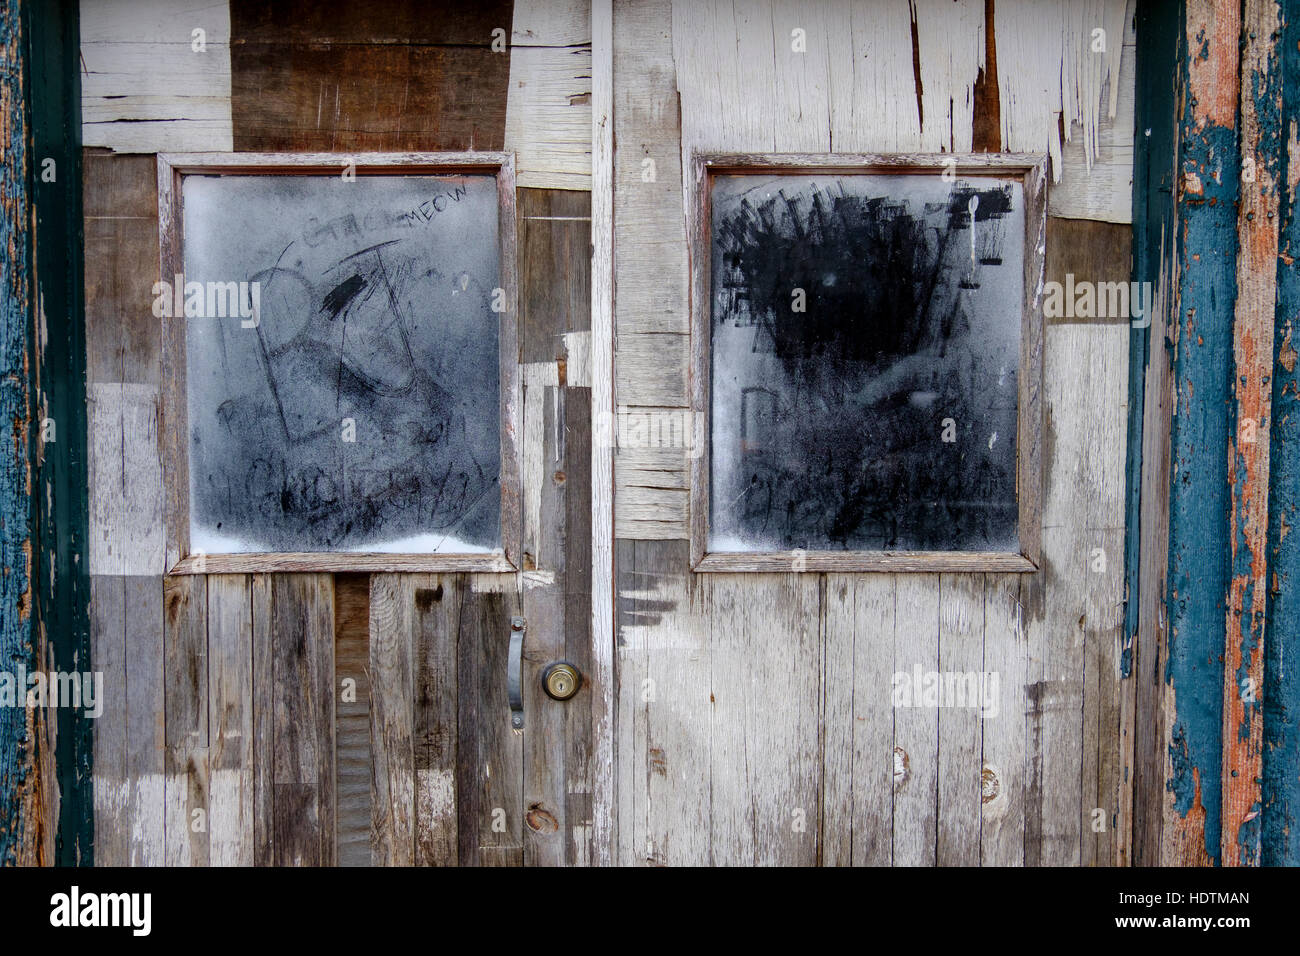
[1129,0,1300,866]
[0,0,90,866]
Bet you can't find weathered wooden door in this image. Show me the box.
[607,0,1131,866]
[84,0,600,867]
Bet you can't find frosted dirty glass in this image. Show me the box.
[709,172,1024,553]
[181,174,501,554]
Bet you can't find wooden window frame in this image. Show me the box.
[157,151,521,575]
[688,152,1047,573]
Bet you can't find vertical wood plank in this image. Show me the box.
[565,387,596,865]
[457,584,523,866]
[90,575,129,866]
[370,574,415,866]
[615,540,712,865]
[981,575,1026,866]
[334,573,372,867]
[125,576,165,865]
[207,574,254,867]
[415,575,462,866]
[708,573,821,865]
[271,574,336,866]
[892,576,938,866]
[251,573,273,866]
[823,574,895,865]
[163,574,208,866]
[937,573,985,865]
[591,0,617,869]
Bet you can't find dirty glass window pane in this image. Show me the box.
[181,174,501,554]
[708,172,1024,552]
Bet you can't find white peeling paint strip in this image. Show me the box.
[995,0,1131,188]
[80,0,233,153]
[910,0,985,153]
[563,330,592,386]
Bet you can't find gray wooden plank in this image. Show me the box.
[90,575,128,866]
[937,573,985,866]
[821,574,856,865]
[87,382,163,576]
[850,574,896,866]
[250,573,273,866]
[708,572,822,865]
[207,574,253,867]
[271,574,336,866]
[980,575,1027,866]
[616,540,713,865]
[163,574,208,866]
[892,575,939,866]
[457,583,523,866]
[124,575,165,866]
[414,574,462,866]
[370,573,415,866]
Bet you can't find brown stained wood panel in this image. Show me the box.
[456,585,523,866]
[1044,217,1135,326]
[229,0,514,45]
[414,575,463,866]
[228,0,513,153]
[971,0,1001,152]
[270,574,336,866]
[334,573,372,867]
[519,189,593,363]
[83,151,161,386]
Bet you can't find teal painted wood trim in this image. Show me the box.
[1124,0,1180,682]
[1166,7,1242,866]
[0,0,38,865]
[1263,0,1300,868]
[24,0,91,866]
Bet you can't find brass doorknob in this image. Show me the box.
[542,661,582,701]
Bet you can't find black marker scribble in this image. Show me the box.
[186,176,500,553]
[710,177,1021,552]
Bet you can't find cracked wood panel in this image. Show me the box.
[80,0,234,152]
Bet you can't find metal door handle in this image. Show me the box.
[508,617,525,732]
